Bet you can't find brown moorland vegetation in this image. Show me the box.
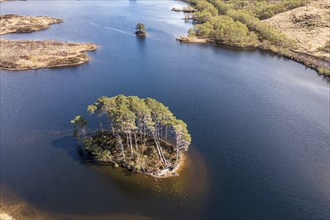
[0,14,63,35]
[0,38,97,70]
[265,0,330,63]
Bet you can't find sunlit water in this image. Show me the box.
[0,1,329,219]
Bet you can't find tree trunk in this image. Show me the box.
[117,134,125,162]
[99,117,103,133]
[157,138,168,166]
[82,127,86,138]
[126,133,133,156]
[176,134,180,162]
[143,131,146,145]
[111,123,114,135]
[165,126,168,142]
[134,133,138,151]
[129,133,134,156]
[152,132,165,164]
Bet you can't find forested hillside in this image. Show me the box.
[181,0,330,76]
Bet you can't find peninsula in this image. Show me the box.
[71,95,191,178]
[177,0,330,76]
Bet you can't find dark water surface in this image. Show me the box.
[1,1,329,219]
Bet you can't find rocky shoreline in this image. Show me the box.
[172,6,197,13]
[81,134,187,179]
[151,154,184,178]
[176,36,211,43]
[96,153,185,179]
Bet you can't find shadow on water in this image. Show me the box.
[135,35,147,51]
[1,132,209,219]
[51,135,89,165]
[91,147,211,220]
[52,134,210,196]
[51,134,210,219]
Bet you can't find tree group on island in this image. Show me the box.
[135,22,147,36]
[71,95,191,177]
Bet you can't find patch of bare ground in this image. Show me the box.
[0,38,97,70]
[265,0,330,74]
[176,36,211,43]
[0,14,63,35]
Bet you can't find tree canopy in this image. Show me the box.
[136,23,146,32]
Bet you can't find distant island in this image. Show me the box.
[0,14,97,70]
[135,23,148,36]
[71,95,191,178]
[176,0,330,76]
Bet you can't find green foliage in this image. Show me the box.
[317,67,330,76]
[193,11,213,23]
[71,115,88,138]
[195,0,218,16]
[208,0,232,14]
[188,28,196,36]
[207,0,306,19]
[194,15,259,47]
[226,9,293,47]
[253,1,305,19]
[194,22,213,38]
[136,23,146,32]
[188,0,298,48]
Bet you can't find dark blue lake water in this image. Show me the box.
[1,1,329,219]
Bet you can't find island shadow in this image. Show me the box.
[51,135,93,166]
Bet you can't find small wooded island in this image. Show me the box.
[135,23,147,36]
[71,95,191,178]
